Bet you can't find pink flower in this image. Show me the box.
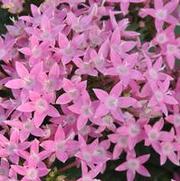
[148,78,178,115]
[141,0,179,30]
[5,61,43,90]
[0,130,30,164]
[106,52,144,87]
[68,90,95,130]
[11,164,49,181]
[17,91,59,127]
[41,125,76,163]
[116,152,150,181]
[93,82,137,120]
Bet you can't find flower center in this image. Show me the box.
[44,79,54,92]
[24,77,34,88]
[155,9,167,20]
[7,143,17,155]
[162,142,173,155]
[155,91,164,102]
[156,33,167,44]
[127,159,139,170]
[24,121,33,130]
[118,136,128,148]
[35,98,48,112]
[105,96,118,110]
[65,115,76,124]
[26,168,38,180]
[174,114,180,127]
[81,105,93,117]
[55,141,66,151]
[129,124,140,137]
[167,44,177,54]
[116,65,129,75]
[32,47,42,58]
[149,68,158,80]
[148,130,159,141]
[102,115,114,125]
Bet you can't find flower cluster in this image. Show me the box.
[0,0,180,180]
[0,0,24,14]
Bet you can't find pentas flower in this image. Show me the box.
[159,135,179,166]
[76,135,110,169]
[93,114,116,133]
[110,27,137,59]
[5,61,43,90]
[0,158,10,180]
[39,62,62,93]
[106,0,145,16]
[140,0,179,30]
[106,52,144,87]
[68,90,95,130]
[18,139,50,167]
[19,35,50,66]
[0,129,30,164]
[78,161,102,181]
[111,118,146,151]
[152,25,175,46]
[116,152,150,181]
[11,163,49,181]
[163,37,180,69]
[41,125,76,163]
[166,113,180,129]
[144,119,174,153]
[56,32,84,65]
[17,91,59,127]
[144,56,172,83]
[1,0,24,14]
[4,117,44,142]
[93,82,137,120]
[56,78,87,105]
[148,78,178,116]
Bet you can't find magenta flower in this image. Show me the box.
[93,82,137,120]
[116,153,150,181]
[56,78,87,105]
[0,130,30,164]
[141,0,179,30]
[5,61,43,90]
[148,78,178,115]
[106,52,144,87]
[41,125,76,163]
[68,90,94,130]
[17,91,59,127]
[11,164,49,181]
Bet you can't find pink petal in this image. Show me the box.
[56,93,71,104]
[40,140,55,151]
[119,97,137,108]
[17,102,35,112]
[55,125,65,141]
[56,151,68,163]
[77,116,88,130]
[110,82,122,96]
[93,89,108,101]
[137,165,150,177]
[116,162,127,171]
[15,62,29,78]
[5,79,24,89]
[127,170,135,181]
[11,165,26,176]
[164,95,178,105]
[48,105,60,117]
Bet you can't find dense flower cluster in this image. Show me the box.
[0,0,24,13]
[0,0,180,180]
